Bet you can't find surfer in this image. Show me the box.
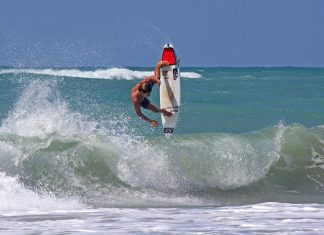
[131,61,173,127]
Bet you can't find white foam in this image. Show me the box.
[118,128,283,191]
[1,202,324,234]
[0,80,98,138]
[117,124,281,192]
[0,173,82,212]
[180,71,202,78]
[0,68,201,79]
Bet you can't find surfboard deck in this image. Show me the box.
[160,44,181,138]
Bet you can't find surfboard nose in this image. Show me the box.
[162,48,177,65]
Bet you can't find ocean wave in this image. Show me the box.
[1,80,324,207]
[1,120,324,206]
[0,68,201,80]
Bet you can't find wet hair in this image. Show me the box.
[139,83,152,93]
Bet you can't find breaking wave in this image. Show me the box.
[0,68,202,80]
[1,80,324,208]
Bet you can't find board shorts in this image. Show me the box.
[140,98,151,109]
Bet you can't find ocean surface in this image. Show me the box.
[1,67,324,234]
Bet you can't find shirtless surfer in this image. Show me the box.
[131,61,172,127]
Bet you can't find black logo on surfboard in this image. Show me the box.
[164,128,174,134]
[173,68,178,80]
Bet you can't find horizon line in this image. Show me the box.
[1,65,324,69]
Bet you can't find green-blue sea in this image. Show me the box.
[1,67,324,234]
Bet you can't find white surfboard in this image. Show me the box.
[160,43,181,138]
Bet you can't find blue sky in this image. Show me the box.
[0,0,323,67]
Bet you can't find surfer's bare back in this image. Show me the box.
[131,61,173,127]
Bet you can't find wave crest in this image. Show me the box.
[0,68,201,80]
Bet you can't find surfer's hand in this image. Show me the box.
[161,61,169,66]
[159,61,169,67]
[150,120,159,127]
[161,109,173,117]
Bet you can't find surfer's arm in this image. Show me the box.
[146,103,173,117]
[139,61,169,86]
[154,61,169,80]
[133,102,155,124]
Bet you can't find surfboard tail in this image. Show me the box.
[164,127,174,138]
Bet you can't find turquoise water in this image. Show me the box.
[1,67,324,233]
[2,67,324,133]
